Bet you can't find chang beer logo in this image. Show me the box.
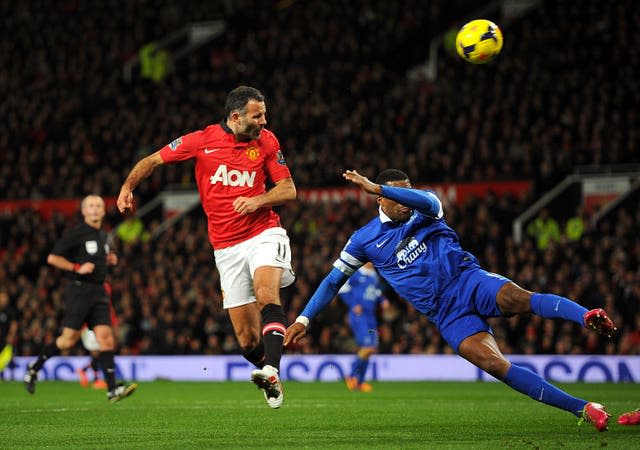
[210,164,256,187]
[395,236,427,269]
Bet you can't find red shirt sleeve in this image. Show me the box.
[158,130,204,163]
[263,132,291,182]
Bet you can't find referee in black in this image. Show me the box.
[23,194,137,402]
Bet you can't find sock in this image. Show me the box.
[351,357,370,384]
[243,342,266,369]
[530,293,588,326]
[31,342,60,372]
[350,358,363,378]
[90,355,100,380]
[98,351,117,391]
[504,364,587,417]
[261,303,287,371]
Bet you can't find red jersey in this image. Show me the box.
[159,121,292,249]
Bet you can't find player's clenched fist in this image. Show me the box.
[117,189,134,214]
[233,196,260,215]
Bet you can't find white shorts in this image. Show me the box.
[214,227,295,309]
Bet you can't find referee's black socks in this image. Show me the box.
[30,342,60,372]
[260,303,287,370]
[98,351,117,391]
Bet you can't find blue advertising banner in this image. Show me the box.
[5,355,639,383]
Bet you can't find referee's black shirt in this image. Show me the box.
[51,222,109,284]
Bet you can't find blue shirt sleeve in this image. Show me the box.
[300,267,350,320]
[380,185,443,218]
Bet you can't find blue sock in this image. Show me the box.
[350,358,361,378]
[357,358,370,384]
[504,364,587,417]
[530,293,588,326]
[351,357,368,382]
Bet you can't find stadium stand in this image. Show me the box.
[1,0,638,357]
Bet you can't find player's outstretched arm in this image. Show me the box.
[117,151,164,214]
[380,185,443,218]
[344,168,442,218]
[343,170,382,195]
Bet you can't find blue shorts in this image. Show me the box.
[435,268,511,353]
[349,313,378,348]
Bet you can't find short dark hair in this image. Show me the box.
[224,86,265,117]
[375,169,409,185]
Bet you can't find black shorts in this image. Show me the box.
[62,282,111,330]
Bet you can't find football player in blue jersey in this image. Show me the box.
[285,169,617,432]
[338,262,390,392]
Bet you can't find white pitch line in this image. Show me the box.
[17,407,92,413]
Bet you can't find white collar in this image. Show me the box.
[379,206,393,223]
[379,206,415,224]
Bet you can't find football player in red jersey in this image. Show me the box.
[117,86,296,408]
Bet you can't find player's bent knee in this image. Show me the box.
[459,337,510,379]
[497,283,532,315]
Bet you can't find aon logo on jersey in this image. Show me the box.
[210,164,256,187]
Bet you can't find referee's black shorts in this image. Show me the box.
[62,282,111,330]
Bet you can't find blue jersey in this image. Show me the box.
[338,267,385,317]
[338,266,385,347]
[334,190,479,323]
[299,185,509,352]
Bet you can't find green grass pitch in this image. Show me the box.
[1,381,639,449]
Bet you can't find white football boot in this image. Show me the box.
[251,364,284,409]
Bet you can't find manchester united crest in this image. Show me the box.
[245,146,260,161]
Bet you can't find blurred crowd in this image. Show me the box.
[2,190,638,357]
[1,0,639,357]
[3,0,637,200]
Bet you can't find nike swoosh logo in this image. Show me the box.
[272,331,285,338]
[376,239,389,248]
[204,148,221,154]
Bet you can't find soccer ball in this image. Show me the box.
[455,19,503,64]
